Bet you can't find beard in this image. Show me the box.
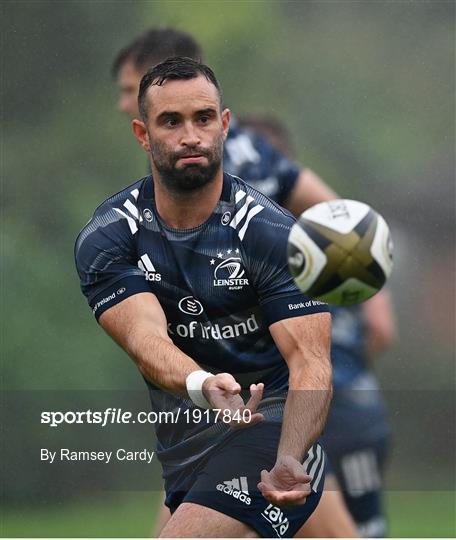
[149,133,224,195]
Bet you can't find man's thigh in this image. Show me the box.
[159,502,259,538]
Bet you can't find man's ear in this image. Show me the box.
[221,108,231,140]
[132,119,150,152]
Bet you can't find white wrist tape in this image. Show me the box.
[186,370,213,409]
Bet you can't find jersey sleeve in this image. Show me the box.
[74,204,150,321]
[243,206,329,326]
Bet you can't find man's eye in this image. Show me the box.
[199,115,210,124]
[165,119,177,127]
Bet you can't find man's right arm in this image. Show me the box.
[99,291,264,420]
[99,292,202,396]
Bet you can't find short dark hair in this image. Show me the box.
[112,27,203,78]
[138,56,223,121]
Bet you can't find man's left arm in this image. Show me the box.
[258,312,332,506]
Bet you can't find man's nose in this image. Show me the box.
[180,122,201,146]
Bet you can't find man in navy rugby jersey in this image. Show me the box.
[111,28,360,537]
[76,57,332,538]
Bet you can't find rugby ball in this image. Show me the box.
[287,199,393,305]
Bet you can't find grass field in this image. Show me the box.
[2,491,455,537]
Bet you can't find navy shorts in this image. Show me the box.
[165,423,326,538]
[323,385,390,537]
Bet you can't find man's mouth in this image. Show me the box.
[178,154,205,164]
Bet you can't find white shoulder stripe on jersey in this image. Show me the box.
[114,190,143,234]
[230,190,264,240]
[230,195,255,229]
[238,204,264,241]
[123,199,140,220]
[235,190,247,204]
[114,208,138,234]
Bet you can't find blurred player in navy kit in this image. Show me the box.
[76,57,332,538]
[111,28,396,537]
[240,115,396,537]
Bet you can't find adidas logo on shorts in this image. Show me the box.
[216,476,251,505]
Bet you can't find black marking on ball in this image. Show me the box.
[354,209,376,237]
[366,260,386,286]
[298,219,332,249]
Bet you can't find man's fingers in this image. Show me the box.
[257,483,311,507]
[228,383,242,394]
[220,373,242,394]
[257,479,311,496]
[245,382,264,412]
[230,410,264,430]
[210,373,242,395]
[282,459,312,484]
[264,491,309,507]
[260,469,270,484]
[292,472,312,484]
[258,465,312,507]
[248,411,264,425]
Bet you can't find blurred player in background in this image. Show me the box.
[112,27,395,537]
[240,114,396,537]
[112,28,335,213]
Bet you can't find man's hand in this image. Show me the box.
[258,455,312,507]
[203,373,264,428]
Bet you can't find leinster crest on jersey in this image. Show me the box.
[209,250,249,291]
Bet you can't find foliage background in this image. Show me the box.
[2,0,455,536]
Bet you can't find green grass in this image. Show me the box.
[2,492,161,538]
[2,491,455,537]
[386,491,455,538]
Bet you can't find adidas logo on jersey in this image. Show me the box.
[138,254,161,282]
[216,477,251,505]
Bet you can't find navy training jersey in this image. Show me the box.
[223,120,300,206]
[75,173,328,474]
